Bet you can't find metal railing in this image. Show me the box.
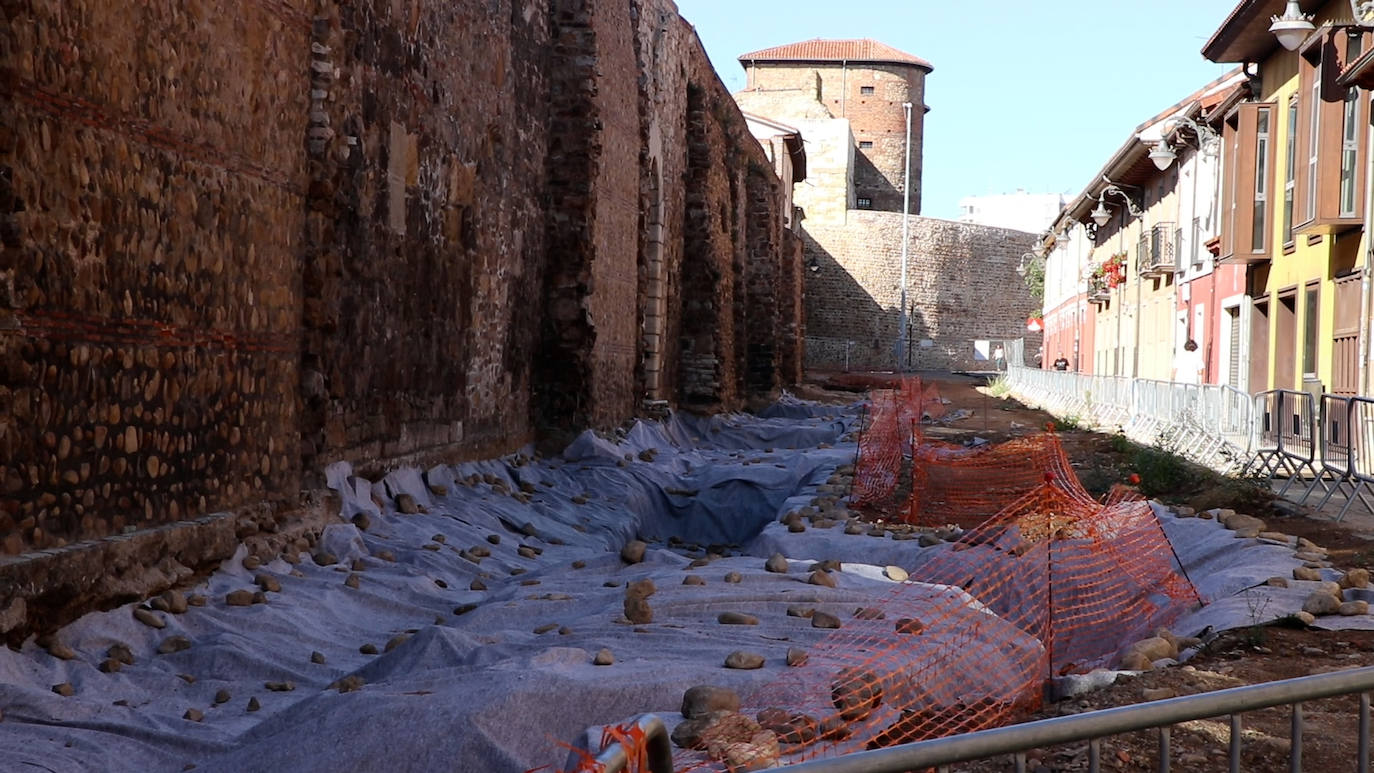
[1001,353,1374,517]
[1299,395,1374,521]
[1002,365,1252,474]
[769,666,1374,773]
[582,714,673,773]
[1248,389,1319,495]
[1138,222,1177,277]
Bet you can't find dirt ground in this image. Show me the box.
[803,370,1374,771]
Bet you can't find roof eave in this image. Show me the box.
[1202,0,1282,63]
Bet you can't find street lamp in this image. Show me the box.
[1270,0,1315,51]
[1148,142,1178,171]
[1150,116,1220,170]
[1091,182,1144,227]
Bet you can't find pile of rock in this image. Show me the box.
[1300,569,1370,619]
[671,686,780,770]
[1118,628,1202,671]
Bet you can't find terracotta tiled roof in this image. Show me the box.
[738,39,932,71]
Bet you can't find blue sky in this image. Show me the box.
[677,0,1239,221]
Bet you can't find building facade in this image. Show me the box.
[958,191,1068,235]
[1041,73,1249,386]
[1203,0,1372,399]
[735,39,1041,371]
[1040,0,1374,410]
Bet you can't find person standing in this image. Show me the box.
[1053,353,1070,371]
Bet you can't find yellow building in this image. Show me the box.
[1203,1,1372,397]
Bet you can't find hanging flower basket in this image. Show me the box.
[1090,253,1128,291]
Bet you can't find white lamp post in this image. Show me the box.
[897,101,913,371]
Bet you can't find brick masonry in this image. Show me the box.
[0,0,803,623]
[740,61,927,214]
[804,214,1043,371]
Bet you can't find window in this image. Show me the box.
[1307,57,1319,221]
[856,197,872,209]
[1303,282,1320,376]
[859,140,873,149]
[1284,98,1298,245]
[1253,106,1270,252]
[1295,29,1368,232]
[860,85,875,95]
[1218,102,1276,262]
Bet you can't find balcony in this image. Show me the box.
[1137,222,1177,277]
[1087,279,1110,305]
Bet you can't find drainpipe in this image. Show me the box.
[1134,221,1143,379]
[840,61,848,117]
[1359,109,1374,395]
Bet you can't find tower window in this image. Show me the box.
[860,86,875,95]
[856,197,872,209]
[858,140,873,149]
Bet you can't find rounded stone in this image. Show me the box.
[718,612,759,626]
[620,540,647,564]
[681,685,741,718]
[724,651,765,670]
[811,611,842,629]
[764,553,789,573]
[807,571,837,588]
[831,667,882,721]
[593,648,615,666]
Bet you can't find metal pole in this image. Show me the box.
[771,667,1374,773]
[899,101,913,372]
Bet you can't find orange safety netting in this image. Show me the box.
[665,423,1201,771]
[561,390,1201,773]
[850,379,928,509]
[904,433,1080,528]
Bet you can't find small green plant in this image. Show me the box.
[1055,414,1086,432]
[1241,590,1272,648]
[986,374,1012,397]
[1108,432,1132,455]
[1129,433,1195,499]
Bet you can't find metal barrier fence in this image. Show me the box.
[1299,395,1374,521]
[1247,390,1318,495]
[1001,365,1253,475]
[1000,358,1374,518]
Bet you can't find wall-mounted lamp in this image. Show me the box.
[1148,142,1178,171]
[1149,116,1220,170]
[1017,251,1039,277]
[1090,182,1144,227]
[1271,0,1315,51]
[807,258,821,273]
[1055,217,1078,249]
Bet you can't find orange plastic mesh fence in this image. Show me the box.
[849,379,926,508]
[904,433,1082,528]
[669,433,1200,771]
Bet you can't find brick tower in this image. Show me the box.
[736,39,931,214]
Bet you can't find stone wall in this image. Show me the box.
[803,214,1041,371]
[1,0,310,554]
[0,0,803,580]
[299,0,552,479]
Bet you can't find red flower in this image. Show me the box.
[1128,473,1141,485]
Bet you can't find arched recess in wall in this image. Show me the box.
[639,160,667,403]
